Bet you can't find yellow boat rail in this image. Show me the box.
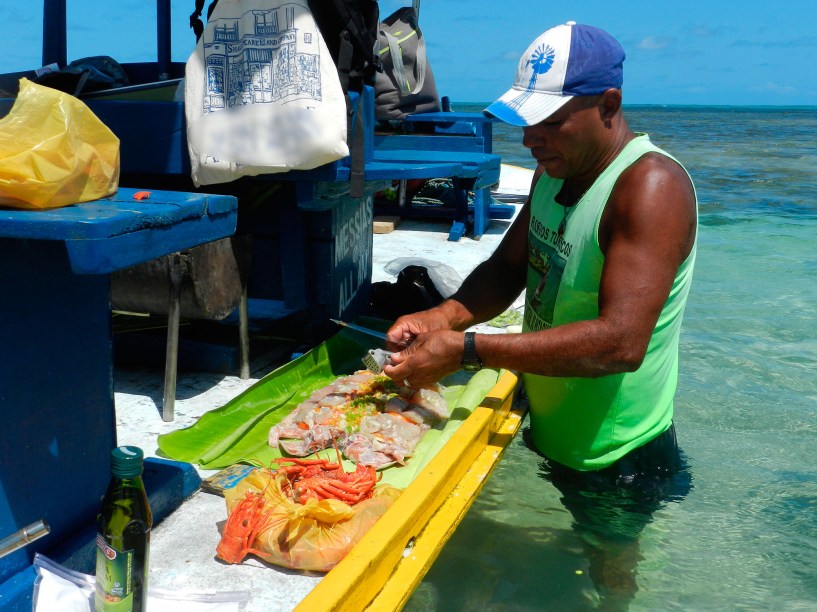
[297,369,524,611]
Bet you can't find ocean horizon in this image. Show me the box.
[454,101,817,111]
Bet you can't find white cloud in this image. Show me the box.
[688,26,717,38]
[750,82,798,95]
[638,36,673,50]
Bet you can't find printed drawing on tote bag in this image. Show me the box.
[186,0,349,187]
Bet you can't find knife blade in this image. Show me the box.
[330,319,388,342]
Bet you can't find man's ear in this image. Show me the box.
[599,89,622,122]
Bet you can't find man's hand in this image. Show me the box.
[385,308,452,351]
[384,329,462,388]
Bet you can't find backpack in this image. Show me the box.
[307,0,380,93]
[189,0,380,197]
[190,0,378,90]
[34,56,130,97]
[375,6,441,120]
[308,0,380,197]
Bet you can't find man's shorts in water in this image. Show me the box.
[525,423,693,541]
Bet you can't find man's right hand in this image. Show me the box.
[385,307,452,351]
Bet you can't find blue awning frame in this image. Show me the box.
[42,0,173,77]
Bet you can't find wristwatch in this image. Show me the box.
[461,331,483,372]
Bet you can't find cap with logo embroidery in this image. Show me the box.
[484,22,625,127]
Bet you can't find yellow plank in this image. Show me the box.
[368,406,526,611]
[373,215,401,234]
[295,371,520,612]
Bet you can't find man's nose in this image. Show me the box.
[522,126,540,149]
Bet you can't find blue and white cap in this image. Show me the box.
[485,22,625,127]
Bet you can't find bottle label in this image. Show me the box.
[95,534,134,611]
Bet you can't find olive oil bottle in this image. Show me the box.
[95,446,152,611]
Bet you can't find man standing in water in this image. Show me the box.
[384,22,697,602]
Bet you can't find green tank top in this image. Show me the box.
[522,134,697,470]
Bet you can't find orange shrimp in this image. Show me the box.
[215,489,274,564]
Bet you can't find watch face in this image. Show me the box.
[463,361,481,372]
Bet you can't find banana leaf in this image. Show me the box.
[157,322,501,489]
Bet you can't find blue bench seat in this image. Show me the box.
[372,145,506,241]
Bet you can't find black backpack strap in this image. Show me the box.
[348,91,365,198]
[189,0,206,41]
[330,0,380,88]
[190,0,219,42]
[337,26,354,92]
[336,22,366,197]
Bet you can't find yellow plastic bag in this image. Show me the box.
[0,78,119,210]
[218,468,401,572]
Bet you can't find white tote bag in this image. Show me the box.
[185,0,349,187]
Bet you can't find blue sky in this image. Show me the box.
[1,0,815,106]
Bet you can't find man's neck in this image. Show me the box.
[558,124,636,206]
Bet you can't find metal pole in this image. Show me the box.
[162,254,183,422]
[156,0,172,79]
[42,0,67,67]
[0,520,50,560]
[412,0,422,22]
[238,286,250,379]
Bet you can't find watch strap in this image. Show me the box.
[461,331,483,371]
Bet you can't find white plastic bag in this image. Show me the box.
[32,553,94,612]
[185,0,349,187]
[31,553,250,612]
[383,257,463,298]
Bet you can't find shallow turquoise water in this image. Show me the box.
[406,105,817,609]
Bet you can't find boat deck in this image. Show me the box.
[114,208,525,610]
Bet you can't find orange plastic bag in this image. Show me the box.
[0,78,119,209]
[219,468,401,572]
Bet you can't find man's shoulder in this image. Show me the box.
[604,148,696,240]
[617,149,694,197]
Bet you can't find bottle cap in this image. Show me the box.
[111,446,144,478]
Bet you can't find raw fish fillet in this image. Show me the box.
[267,372,448,468]
[340,412,427,469]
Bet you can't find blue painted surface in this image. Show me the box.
[371,109,505,240]
[0,458,201,612]
[404,111,495,151]
[242,182,379,335]
[0,188,236,240]
[374,133,489,154]
[85,101,189,175]
[373,150,501,184]
[0,239,112,587]
[0,189,235,605]
[0,189,238,274]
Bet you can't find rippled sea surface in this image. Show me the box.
[406,105,817,610]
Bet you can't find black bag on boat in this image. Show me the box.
[375,6,441,121]
[34,56,130,97]
[369,265,446,321]
[191,0,379,91]
[308,0,380,197]
[308,0,380,93]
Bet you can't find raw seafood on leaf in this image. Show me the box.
[267,371,448,469]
